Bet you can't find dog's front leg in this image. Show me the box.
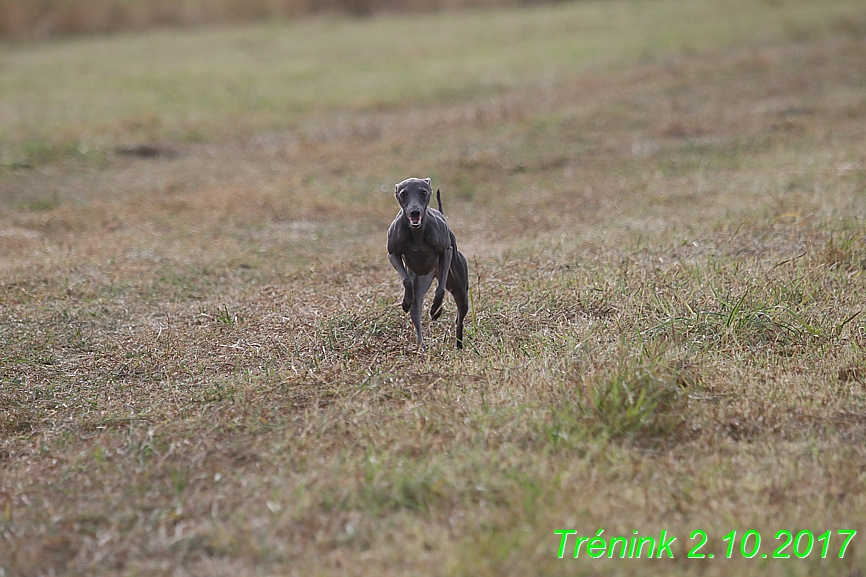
[388,252,415,312]
[430,246,452,320]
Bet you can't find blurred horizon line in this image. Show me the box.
[0,0,574,41]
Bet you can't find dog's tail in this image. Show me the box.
[437,188,443,215]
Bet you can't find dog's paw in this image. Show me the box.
[401,280,414,312]
[401,291,414,312]
[430,293,444,320]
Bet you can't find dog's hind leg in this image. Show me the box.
[453,285,469,350]
[430,247,452,321]
[410,271,436,349]
[447,250,470,350]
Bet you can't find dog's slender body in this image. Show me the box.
[387,177,469,349]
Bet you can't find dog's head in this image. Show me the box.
[395,177,433,229]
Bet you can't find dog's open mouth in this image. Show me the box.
[409,214,423,228]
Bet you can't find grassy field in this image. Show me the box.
[2,0,866,575]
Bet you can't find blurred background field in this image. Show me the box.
[2,0,630,39]
[0,0,554,38]
[2,0,866,575]
[1,0,862,166]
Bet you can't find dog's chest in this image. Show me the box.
[405,234,433,254]
[402,238,438,272]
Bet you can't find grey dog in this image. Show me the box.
[387,177,469,349]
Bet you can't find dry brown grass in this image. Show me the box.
[2,2,866,575]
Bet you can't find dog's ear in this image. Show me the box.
[424,177,431,186]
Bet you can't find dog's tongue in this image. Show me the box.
[410,215,422,226]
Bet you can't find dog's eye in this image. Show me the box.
[399,190,407,198]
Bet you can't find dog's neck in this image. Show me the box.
[406,212,426,244]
